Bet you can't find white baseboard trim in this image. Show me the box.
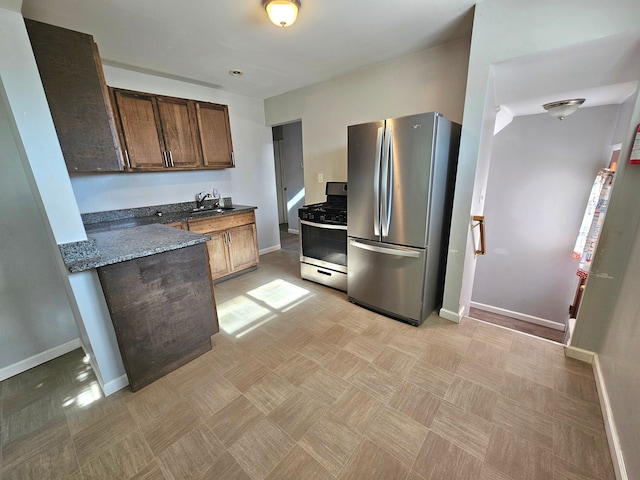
[470,301,565,331]
[0,338,81,382]
[102,374,129,397]
[593,355,628,480]
[564,345,595,364]
[439,305,464,323]
[287,228,299,235]
[259,245,281,255]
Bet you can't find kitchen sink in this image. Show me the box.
[190,207,234,215]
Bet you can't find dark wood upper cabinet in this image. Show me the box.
[111,88,233,171]
[24,19,123,173]
[196,102,235,169]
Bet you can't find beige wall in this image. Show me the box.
[264,38,471,204]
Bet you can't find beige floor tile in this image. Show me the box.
[139,401,200,455]
[413,430,483,480]
[2,438,79,480]
[485,427,553,480]
[273,353,321,386]
[72,407,137,464]
[252,342,298,370]
[424,329,472,355]
[268,391,326,441]
[444,376,498,420]
[319,324,359,348]
[200,451,251,480]
[500,371,554,416]
[360,322,397,344]
[244,372,298,414]
[155,425,226,480]
[553,420,615,480]
[329,385,383,433]
[299,367,350,407]
[388,381,442,427]
[279,327,317,351]
[430,400,493,460]
[298,337,341,365]
[386,332,429,358]
[351,363,403,403]
[124,379,183,426]
[338,311,374,333]
[465,339,509,370]
[184,375,241,419]
[479,464,514,480]
[337,438,409,480]
[405,360,454,397]
[80,431,154,480]
[455,356,505,392]
[472,321,517,350]
[223,358,271,392]
[364,406,429,466]
[505,352,554,389]
[165,355,217,394]
[206,341,247,375]
[420,342,464,373]
[129,461,168,479]
[343,335,386,362]
[299,412,363,476]
[297,314,338,337]
[206,395,267,447]
[553,456,607,480]
[372,346,416,376]
[322,350,369,381]
[492,396,554,447]
[228,418,296,480]
[265,445,333,480]
[553,391,605,436]
[1,377,60,418]
[553,368,599,405]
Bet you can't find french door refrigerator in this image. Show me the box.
[347,112,460,326]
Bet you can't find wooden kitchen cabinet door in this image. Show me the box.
[196,102,235,169]
[156,96,201,169]
[205,231,232,280]
[112,90,166,170]
[25,19,123,173]
[227,223,259,272]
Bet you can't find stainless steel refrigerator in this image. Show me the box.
[347,112,460,326]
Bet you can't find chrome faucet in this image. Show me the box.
[195,191,213,209]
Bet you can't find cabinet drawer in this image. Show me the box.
[188,211,255,233]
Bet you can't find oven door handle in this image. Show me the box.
[300,220,348,231]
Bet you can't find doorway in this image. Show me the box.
[468,105,624,344]
[272,121,305,252]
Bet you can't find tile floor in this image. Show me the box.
[0,249,615,480]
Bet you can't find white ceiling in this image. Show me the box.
[21,0,476,99]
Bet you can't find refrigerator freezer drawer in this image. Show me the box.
[347,238,427,325]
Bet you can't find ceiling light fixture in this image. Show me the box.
[542,98,585,120]
[263,0,300,27]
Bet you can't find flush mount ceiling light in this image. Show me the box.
[263,0,301,27]
[542,98,586,120]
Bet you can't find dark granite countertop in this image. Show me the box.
[61,224,211,273]
[83,204,257,233]
[58,201,258,273]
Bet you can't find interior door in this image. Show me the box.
[347,120,385,241]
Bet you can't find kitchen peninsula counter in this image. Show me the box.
[59,223,211,273]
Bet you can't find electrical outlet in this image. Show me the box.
[318,173,324,183]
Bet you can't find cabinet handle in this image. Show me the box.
[169,150,174,167]
[124,150,131,169]
[227,231,231,245]
[162,151,168,167]
[231,152,235,166]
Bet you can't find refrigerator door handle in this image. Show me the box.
[380,125,391,237]
[349,239,420,258]
[382,126,394,237]
[373,126,384,236]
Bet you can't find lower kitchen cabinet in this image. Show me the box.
[97,243,218,391]
[188,211,259,281]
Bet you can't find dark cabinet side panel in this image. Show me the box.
[98,244,218,391]
[25,19,123,173]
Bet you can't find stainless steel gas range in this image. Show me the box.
[298,182,347,291]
